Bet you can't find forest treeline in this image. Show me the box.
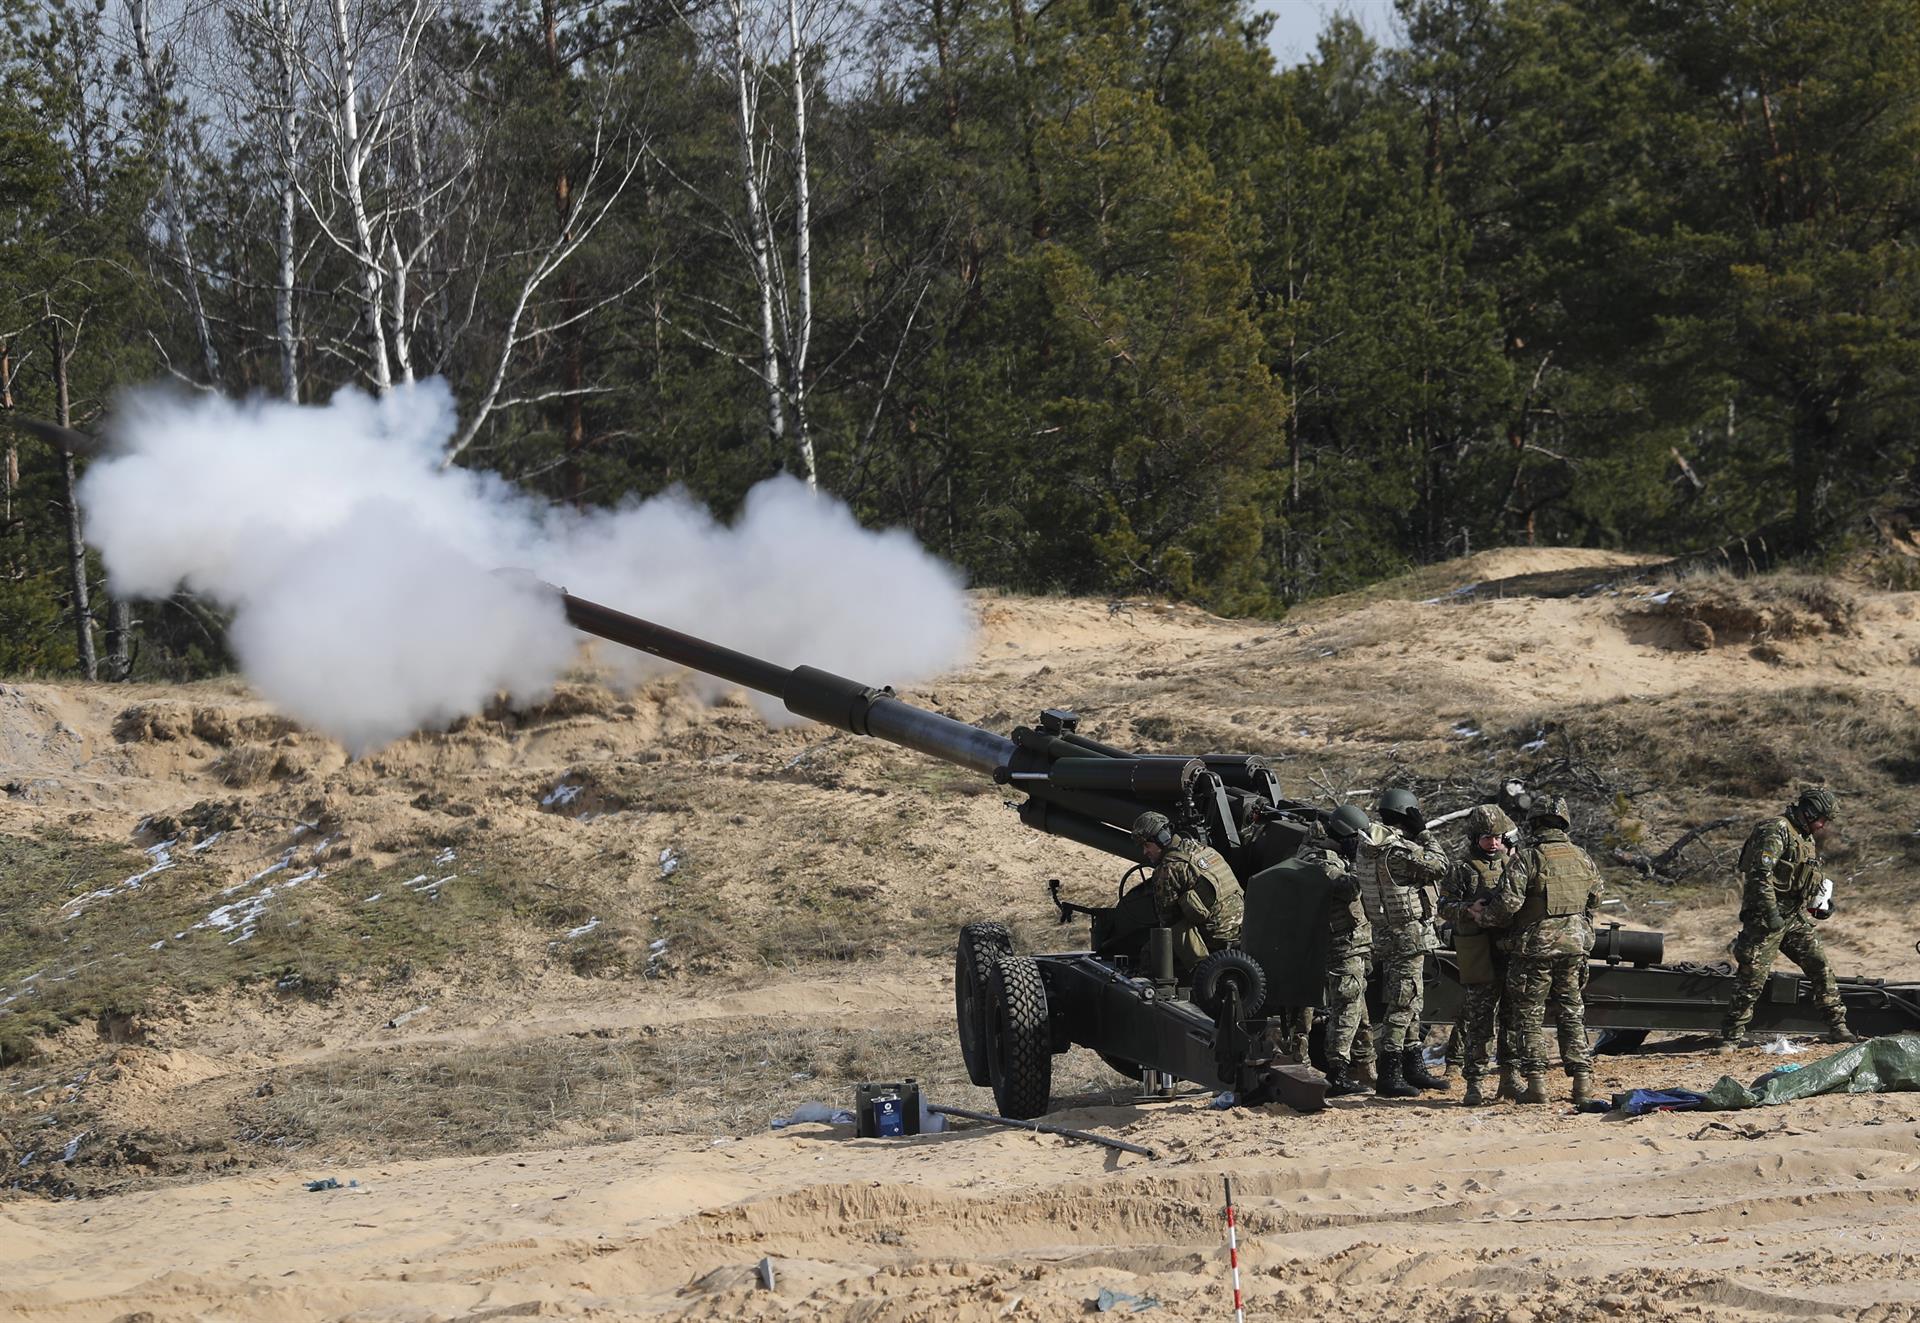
[3,0,1918,677]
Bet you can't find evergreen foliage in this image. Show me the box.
[3,0,1918,678]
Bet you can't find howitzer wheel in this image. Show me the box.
[1191,948,1268,1019]
[955,922,1014,1087]
[984,954,1053,1120]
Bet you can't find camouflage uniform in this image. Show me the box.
[1487,804,1602,1083]
[1314,843,1371,1074]
[1718,790,1848,1043]
[1355,823,1450,1056]
[1149,835,1243,977]
[1437,805,1518,1087]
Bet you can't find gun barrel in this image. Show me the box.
[560,591,1016,776]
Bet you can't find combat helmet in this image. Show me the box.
[1464,803,1515,839]
[1376,788,1423,834]
[1131,811,1175,849]
[1327,804,1370,840]
[1528,795,1571,829]
[1792,786,1837,825]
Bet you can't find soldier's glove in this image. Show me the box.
[1761,907,1788,934]
[1808,878,1835,922]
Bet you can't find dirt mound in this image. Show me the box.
[5,564,1920,1316]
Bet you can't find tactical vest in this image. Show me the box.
[1512,835,1594,928]
[1164,842,1243,942]
[1739,816,1817,905]
[1357,829,1431,928]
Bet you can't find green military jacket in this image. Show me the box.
[1304,843,1369,959]
[1152,836,1244,949]
[1486,827,1603,959]
[1440,847,1516,984]
[1737,814,1820,932]
[1356,824,1449,955]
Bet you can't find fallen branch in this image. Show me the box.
[1613,816,1739,881]
[927,1103,1157,1158]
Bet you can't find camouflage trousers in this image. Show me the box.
[1370,946,1426,1056]
[1719,922,1843,1040]
[1270,1005,1312,1063]
[1323,951,1372,1069]
[1507,953,1589,1075]
[1447,951,1514,1077]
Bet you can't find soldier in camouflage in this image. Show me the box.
[1715,787,1856,1051]
[1356,789,1451,1097]
[1317,804,1375,1097]
[1485,795,1604,1106]
[1131,812,1243,977]
[1439,804,1520,1106]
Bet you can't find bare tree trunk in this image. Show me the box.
[328,0,391,391]
[785,0,817,490]
[131,0,222,385]
[724,0,786,459]
[106,599,132,680]
[545,0,588,506]
[275,0,300,401]
[51,318,96,681]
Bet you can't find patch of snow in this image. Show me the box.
[541,782,583,809]
[189,832,224,852]
[1451,723,1482,739]
[1643,590,1674,605]
[1520,737,1548,753]
[432,848,456,866]
[565,918,601,940]
[362,893,382,904]
[60,1132,87,1163]
[149,940,165,951]
[61,840,178,916]
[659,847,680,877]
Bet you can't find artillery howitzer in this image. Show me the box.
[558,591,1920,1119]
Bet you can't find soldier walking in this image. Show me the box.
[1484,795,1603,1106]
[1356,789,1451,1097]
[1131,812,1243,977]
[1716,787,1857,1051]
[1440,804,1521,1106]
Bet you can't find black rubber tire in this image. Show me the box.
[1097,1051,1143,1082]
[1191,948,1268,1018]
[984,954,1053,1119]
[955,922,1014,1087]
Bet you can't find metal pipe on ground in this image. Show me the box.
[927,1104,1158,1159]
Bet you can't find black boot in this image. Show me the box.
[1403,1046,1446,1091]
[1324,1060,1371,1098]
[1375,1049,1417,1098]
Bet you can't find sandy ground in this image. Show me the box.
[6,1040,1920,1321]
[3,552,1920,1320]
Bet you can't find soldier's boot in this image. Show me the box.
[1460,1074,1493,1108]
[1496,1064,1525,1101]
[1568,1070,1594,1109]
[1324,1060,1370,1098]
[1517,1072,1550,1105]
[1403,1046,1446,1091]
[1823,1015,1862,1044]
[1375,1049,1418,1098]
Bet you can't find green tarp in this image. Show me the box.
[1700,1034,1920,1110]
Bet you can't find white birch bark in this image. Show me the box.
[784,0,816,489]
[130,0,222,386]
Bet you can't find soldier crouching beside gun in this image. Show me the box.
[1482,795,1603,1107]
[1716,787,1858,1052]
[1440,804,1520,1107]
[1131,812,1243,976]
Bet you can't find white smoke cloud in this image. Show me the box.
[77,381,974,752]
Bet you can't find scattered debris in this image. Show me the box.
[1094,1287,1160,1312]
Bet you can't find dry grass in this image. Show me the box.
[240,1022,1134,1157]
[1634,568,1862,646]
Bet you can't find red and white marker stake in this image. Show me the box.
[1223,1175,1245,1322]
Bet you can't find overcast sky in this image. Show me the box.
[1258,0,1403,67]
